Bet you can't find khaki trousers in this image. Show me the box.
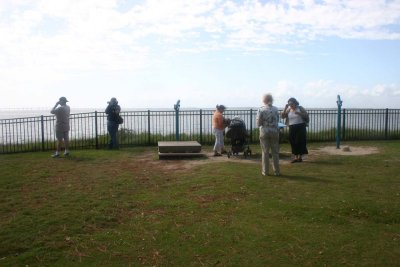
[259,128,280,175]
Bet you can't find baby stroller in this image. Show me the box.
[225,117,252,158]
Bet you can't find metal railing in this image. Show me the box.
[1,108,399,154]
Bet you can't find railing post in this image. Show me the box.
[336,95,343,149]
[95,111,99,149]
[174,100,180,141]
[199,109,203,144]
[342,108,346,141]
[147,110,151,145]
[249,109,253,143]
[385,108,389,140]
[40,115,45,151]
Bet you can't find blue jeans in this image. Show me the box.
[107,121,119,149]
[213,128,225,153]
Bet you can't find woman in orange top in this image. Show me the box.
[212,104,227,156]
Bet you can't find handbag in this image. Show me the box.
[299,106,309,124]
[116,115,124,124]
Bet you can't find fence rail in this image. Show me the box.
[1,108,399,154]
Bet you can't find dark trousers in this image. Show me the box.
[289,123,308,156]
[107,121,119,149]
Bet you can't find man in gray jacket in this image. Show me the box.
[51,96,70,157]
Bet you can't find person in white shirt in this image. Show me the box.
[281,97,308,163]
[256,94,280,176]
[50,96,71,157]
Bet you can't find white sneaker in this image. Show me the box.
[52,153,60,158]
[64,152,70,157]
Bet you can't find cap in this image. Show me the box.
[217,104,226,110]
[108,97,118,104]
[59,97,68,102]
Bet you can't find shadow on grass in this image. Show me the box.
[158,154,209,161]
[50,154,97,162]
[279,174,333,183]
[307,159,344,166]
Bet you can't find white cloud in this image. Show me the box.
[1,0,399,72]
[279,81,400,108]
[0,0,399,109]
[363,84,400,97]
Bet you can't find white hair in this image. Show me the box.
[262,94,273,105]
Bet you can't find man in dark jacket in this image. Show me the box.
[105,97,121,149]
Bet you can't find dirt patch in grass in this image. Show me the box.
[133,150,293,173]
[129,145,380,173]
[311,145,379,156]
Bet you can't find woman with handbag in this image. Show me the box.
[281,97,308,163]
[105,97,122,149]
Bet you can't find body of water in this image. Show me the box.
[0,108,108,120]
[1,108,398,148]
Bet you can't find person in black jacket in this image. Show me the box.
[105,97,121,149]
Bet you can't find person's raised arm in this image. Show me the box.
[51,101,60,114]
[281,104,289,118]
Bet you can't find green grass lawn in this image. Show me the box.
[1,141,399,266]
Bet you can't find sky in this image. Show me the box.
[0,0,400,110]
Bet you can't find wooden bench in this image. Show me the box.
[158,141,203,158]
